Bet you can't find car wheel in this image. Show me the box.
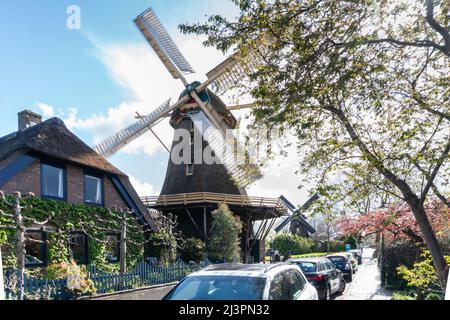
[323,286,331,300]
[346,273,353,283]
[338,279,346,295]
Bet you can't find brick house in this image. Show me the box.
[0,110,157,267]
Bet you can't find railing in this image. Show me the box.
[87,260,198,295]
[141,193,288,215]
[3,260,200,300]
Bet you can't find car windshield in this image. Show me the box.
[328,256,347,263]
[165,276,267,300]
[294,262,317,274]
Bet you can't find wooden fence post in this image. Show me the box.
[0,246,5,301]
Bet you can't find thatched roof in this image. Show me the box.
[0,117,158,231]
[0,117,124,176]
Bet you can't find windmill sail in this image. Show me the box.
[274,194,320,233]
[135,8,195,79]
[206,51,266,95]
[94,99,172,157]
[188,111,262,187]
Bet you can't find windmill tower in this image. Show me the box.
[94,7,288,262]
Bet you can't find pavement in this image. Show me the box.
[86,284,176,301]
[336,248,392,301]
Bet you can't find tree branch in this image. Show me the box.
[330,38,446,55]
[425,0,450,56]
[420,138,450,203]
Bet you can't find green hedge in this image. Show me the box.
[272,234,314,256]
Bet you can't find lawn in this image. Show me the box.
[264,252,334,262]
[291,253,333,259]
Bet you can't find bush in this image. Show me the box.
[273,234,314,256]
[179,238,206,263]
[208,204,242,263]
[45,260,96,297]
[391,291,416,301]
[380,242,422,290]
[147,231,177,267]
[397,250,450,299]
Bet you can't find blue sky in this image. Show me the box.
[0,0,309,206]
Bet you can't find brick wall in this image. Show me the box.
[1,158,128,210]
[1,159,41,196]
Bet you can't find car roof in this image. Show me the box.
[288,257,326,263]
[189,263,296,278]
[327,254,348,258]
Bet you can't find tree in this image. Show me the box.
[180,0,450,287]
[147,231,177,267]
[338,199,450,244]
[179,238,206,263]
[208,204,242,262]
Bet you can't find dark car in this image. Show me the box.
[289,257,346,300]
[349,250,363,265]
[327,254,354,282]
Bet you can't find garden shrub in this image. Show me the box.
[179,238,206,263]
[397,251,450,299]
[380,242,422,290]
[208,204,242,263]
[147,230,177,267]
[273,234,314,256]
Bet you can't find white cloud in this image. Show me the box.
[34,102,55,118]
[129,176,156,197]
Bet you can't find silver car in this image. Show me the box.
[163,263,318,300]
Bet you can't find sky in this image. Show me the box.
[0,0,310,209]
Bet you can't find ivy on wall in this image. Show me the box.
[0,195,146,274]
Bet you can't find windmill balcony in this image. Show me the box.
[141,192,289,221]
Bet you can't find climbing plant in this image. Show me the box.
[0,192,147,275]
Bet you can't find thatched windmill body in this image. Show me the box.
[94,7,288,261]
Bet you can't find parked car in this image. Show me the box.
[327,254,354,282]
[339,252,358,273]
[289,257,346,300]
[349,249,363,265]
[163,263,318,300]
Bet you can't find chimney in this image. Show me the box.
[18,110,42,131]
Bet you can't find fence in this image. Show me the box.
[3,260,200,300]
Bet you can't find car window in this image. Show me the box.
[327,261,335,270]
[296,262,317,274]
[284,269,305,299]
[320,261,329,271]
[269,273,291,300]
[165,276,266,300]
[328,256,347,263]
[293,270,307,292]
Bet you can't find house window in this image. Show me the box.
[41,163,65,200]
[68,232,88,265]
[186,164,194,176]
[84,174,103,205]
[25,231,47,268]
[105,234,120,263]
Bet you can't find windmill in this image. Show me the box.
[93,7,287,262]
[94,7,264,187]
[274,194,320,236]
